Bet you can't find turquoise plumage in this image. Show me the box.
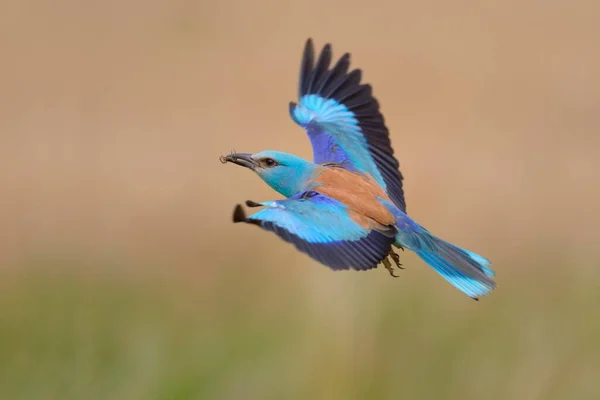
[233,191,395,271]
[222,39,496,300]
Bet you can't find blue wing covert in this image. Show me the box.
[233,191,396,271]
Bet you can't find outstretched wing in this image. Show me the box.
[289,38,406,212]
[233,191,396,271]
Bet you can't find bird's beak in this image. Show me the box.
[220,153,258,170]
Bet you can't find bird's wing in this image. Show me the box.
[233,191,396,271]
[289,38,406,212]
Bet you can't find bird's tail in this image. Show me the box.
[413,230,496,300]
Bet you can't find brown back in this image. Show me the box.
[309,167,396,230]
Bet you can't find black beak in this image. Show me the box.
[220,153,258,170]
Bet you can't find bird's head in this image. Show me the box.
[221,150,317,197]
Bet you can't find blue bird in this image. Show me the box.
[222,39,495,300]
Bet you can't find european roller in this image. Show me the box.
[222,39,496,300]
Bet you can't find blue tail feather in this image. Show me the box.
[415,233,496,299]
[417,250,494,299]
[460,248,495,277]
[414,227,496,299]
[378,198,496,299]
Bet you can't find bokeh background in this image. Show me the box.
[2,0,600,398]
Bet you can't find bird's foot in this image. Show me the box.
[382,258,399,278]
[389,248,404,269]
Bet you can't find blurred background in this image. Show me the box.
[1,0,600,398]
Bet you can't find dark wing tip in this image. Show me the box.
[289,101,297,121]
[245,200,263,208]
[232,204,247,223]
[295,39,407,212]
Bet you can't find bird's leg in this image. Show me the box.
[393,243,405,251]
[388,248,404,269]
[382,258,399,278]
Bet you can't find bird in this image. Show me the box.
[221,38,496,300]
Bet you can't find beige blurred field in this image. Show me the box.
[1,0,600,399]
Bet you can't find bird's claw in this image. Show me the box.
[382,247,405,277]
[389,249,404,269]
[382,258,399,278]
[394,244,405,251]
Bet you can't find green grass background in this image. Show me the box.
[1,260,599,399]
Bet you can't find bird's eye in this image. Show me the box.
[262,158,278,168]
